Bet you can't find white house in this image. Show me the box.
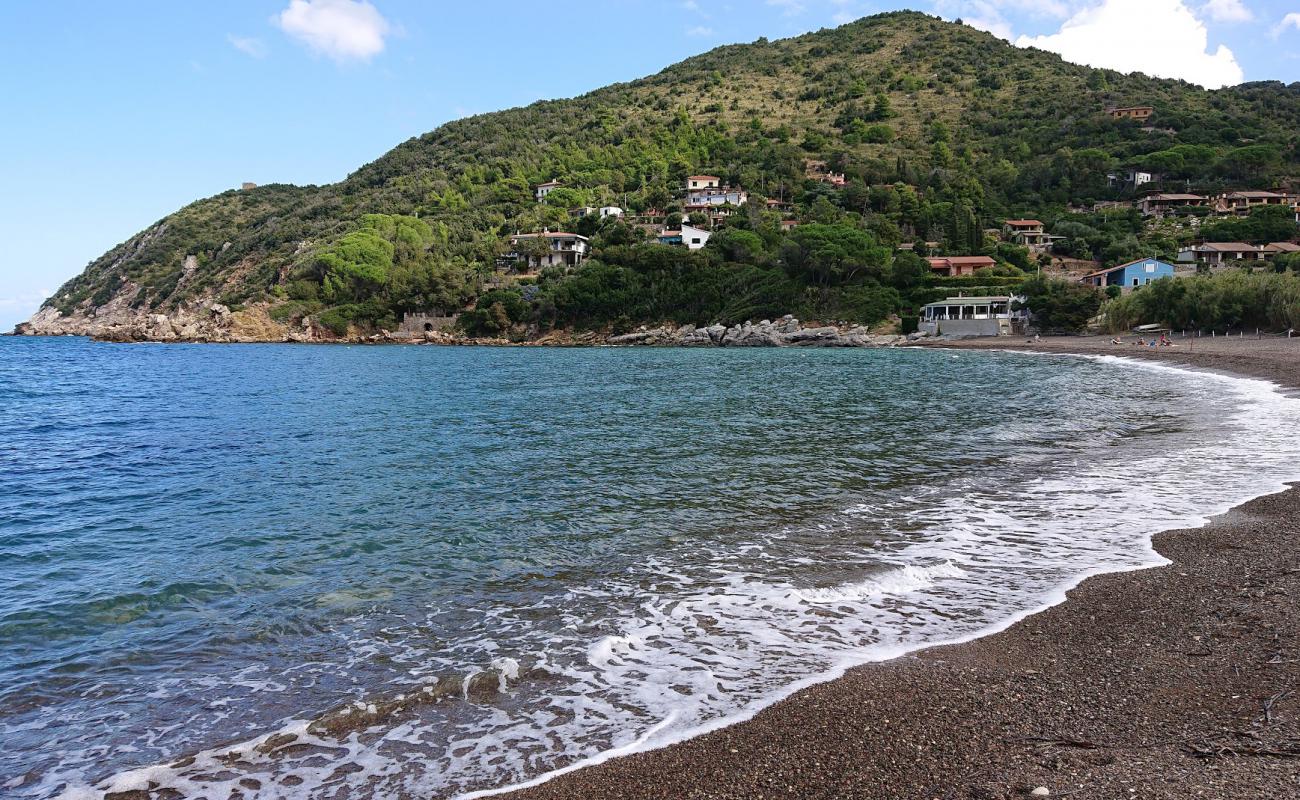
[919,295,1028,337]
[535,181,563,202]
[599,206,624,219]
[508,231,590,270]
[657,224,712,250]
[686,189,748,208]
[687,175,720,191]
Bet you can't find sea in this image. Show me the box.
[2,336,1299,799]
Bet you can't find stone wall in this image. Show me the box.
[398,312,459,335]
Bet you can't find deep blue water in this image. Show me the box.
[2,336,1299,799]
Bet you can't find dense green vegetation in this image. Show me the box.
[41,11,1300,335]
[1103,269,1300,334]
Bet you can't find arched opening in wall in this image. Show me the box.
[424,323,434,332]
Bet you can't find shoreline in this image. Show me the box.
[489,336,1300,800]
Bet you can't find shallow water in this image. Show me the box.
[2,337,1298,799]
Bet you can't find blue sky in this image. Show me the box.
[2,0,1299,330]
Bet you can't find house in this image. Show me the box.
[926,256,997,278]
[765,198,793,212]
[897,241,941,253]
[1107,106,1154,122]
[535,181,563,202]
[1003,220,1045,235]
[1213,191,1292,217]
[508,231,590,270]
[599,206,624,219]
[686,188,748,208]
[658,224,711,250]
[780,219,800,232]
[1138,193,1206,217]
[919,295,1027,337]
[1108,170,1156,189]
[570,206,597,219]
[1001,220,1059,251]
[1264,242,1300,257]
[1080,258,1176,292]
[804,160,847,187]
[1177,242,1267,267]
[687,175,720,191]
[241,182,257,191]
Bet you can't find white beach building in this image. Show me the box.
[919,295,1027,337]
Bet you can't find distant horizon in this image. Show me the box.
[3,0,1299,329]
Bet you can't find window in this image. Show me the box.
[1132,278,1139,287]
[691,238,701,245]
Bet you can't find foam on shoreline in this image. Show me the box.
[453,353,1300,800]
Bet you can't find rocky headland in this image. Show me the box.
[13,307,914,349]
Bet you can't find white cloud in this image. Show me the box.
[275,0,391,63]
[227,34,268,58]
[1015,0,1244,89]
[935,0,1074,41]
[1275,12,1300,38]
[686,25,715,37]
[1200,0,1253,23]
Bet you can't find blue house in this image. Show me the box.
[1081,258,1176,292]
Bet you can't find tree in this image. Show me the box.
[1016,275,1102,334]
[781,224,889,287]
[315,230,394,303]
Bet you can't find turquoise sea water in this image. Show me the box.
[2,336,1299,799]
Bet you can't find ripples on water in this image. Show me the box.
[1,337,1298,799]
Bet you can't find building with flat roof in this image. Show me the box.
[507,231,590,270]
[919,295,1026,337]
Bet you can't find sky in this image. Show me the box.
[2,0,1299,330]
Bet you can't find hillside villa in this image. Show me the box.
[686,188,749,208]
[658,224,712,250]
[1002,219,1065,252]
[1109,170,1156,189]
[1107,106,1154,122]
[1138,193,1207,217]
[1178,242,1287,267]
[1080,258,1176,292]
[687,175,720,191]
[507,231,590,270]
[1213,191,1294,217]
[1264,242,1300,256]
[535,181,563,202]
[919,295,1027,337]
[926,255,996,277]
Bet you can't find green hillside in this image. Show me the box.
[40,11,1300,336]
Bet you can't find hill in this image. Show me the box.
[21,11,1300,341]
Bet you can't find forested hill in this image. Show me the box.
[32,10,1300,338]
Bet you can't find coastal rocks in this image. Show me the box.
[605,315,907,349]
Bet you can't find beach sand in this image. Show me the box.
[501,336,1300,800]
